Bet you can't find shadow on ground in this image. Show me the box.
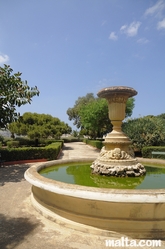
[58,145,74,159]
[0,164,29,185]
[0,213,38,249]
[62,145,74,150]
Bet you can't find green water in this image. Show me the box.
[40,163,165,189]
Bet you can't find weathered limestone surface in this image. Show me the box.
[91,146,146,177]
[91,86,146,177]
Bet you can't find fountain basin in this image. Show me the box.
[24,158,165,239]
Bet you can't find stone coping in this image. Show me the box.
[24,158,165,203]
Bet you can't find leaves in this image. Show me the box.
[8,112,72,139]
[0,64,40,128]
[122,115,165,150]
[79,98,111,138]
[66,93,95,128]
[67,93,135,138]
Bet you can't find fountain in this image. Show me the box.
[24,86,165,239]
[91,86,146,177]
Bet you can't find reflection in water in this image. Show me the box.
[40,163,165,189]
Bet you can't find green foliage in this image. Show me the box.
[7,141,19,148]
[80,98,111,138]
[9,112,72,139]
[67,93,135,138]
[0,135,4,147]
[125,98,135,118]
[142,146,165,159]
[72,130,79,137]
[122,114,165,151]
[0,65,39,128]
[0,142,62,162]
[1,137,10,147]
[3,137,64,147]
[62,136,82,143]
[13,137,36,146]
[43,142,63,160]
[83,139,103,149]
[67,93,95,128]
[43,139,64,146]
[0,135,4,142]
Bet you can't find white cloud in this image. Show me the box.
[137,38,149,44]
[109,32,118,41]
[120,25,127,31]
[101,20,107,26]
[0,54,9,64]
[120,22,141,37]
[157,17,165,29]
[144,0,165,17]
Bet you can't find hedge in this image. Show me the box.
[13,137,36,146]
[7,141,19,148]
[0,142,63,162]
[142,146,165,159]
[83,139,103,150]
[43,139,64,146]
[62,137,83,143]
[7,137,64,147]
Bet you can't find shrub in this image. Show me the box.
[122,115,165,151]
[0,135,4,142]
[7,141,19,148]
[0,141,63,162]
[44,139,64,146]
[14,137,38,146]
[83,139,103,149]
[142,146,165,159]
[12,137,64,147]
[43,142,63,160]
[2,137,12,146]
[62,137,83,143]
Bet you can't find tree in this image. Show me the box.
[9,112,72,139]
[0,64,39,128]
[79,98,111,138]
[125,97,135,118]
[122,114,165,151]
[67,93,95,128]
[67,93,135,138]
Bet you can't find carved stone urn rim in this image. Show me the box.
[97,86,137,99]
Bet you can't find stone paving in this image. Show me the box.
[58,141,100,159]
[0,142,165,249]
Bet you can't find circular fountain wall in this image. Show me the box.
[24,158,165,239]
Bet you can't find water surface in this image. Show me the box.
[40,163,165,189]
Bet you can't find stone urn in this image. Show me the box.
[91,86,146,177]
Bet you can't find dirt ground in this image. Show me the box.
[0,163,112,249]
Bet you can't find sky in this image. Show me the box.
[0,0,165,130]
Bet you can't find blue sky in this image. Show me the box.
[0,0,165,129]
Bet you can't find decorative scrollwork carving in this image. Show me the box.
[100,147,133,160]
[108,95,128,104]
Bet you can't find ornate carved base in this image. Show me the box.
[91,147,146,177]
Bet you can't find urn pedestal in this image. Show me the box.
[91,86,146,177]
